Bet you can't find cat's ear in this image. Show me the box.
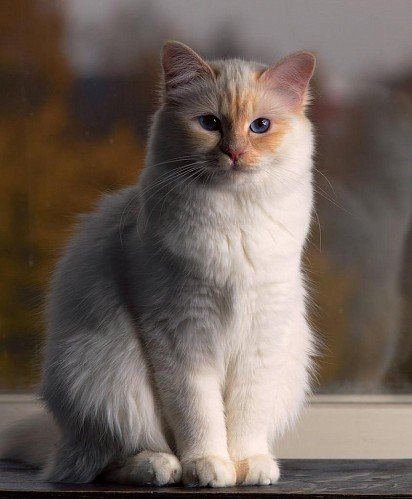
[161,41,214,94]
[260,52,316,110]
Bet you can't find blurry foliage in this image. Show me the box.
[306,248,359,388]
[0,0,144,390]
[0,0,411,394]
[309,83,412,392]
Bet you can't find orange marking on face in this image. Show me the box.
[219,85,257,156]
[230,117,289,169]
[181,61,294,168]
[250,118,290,155]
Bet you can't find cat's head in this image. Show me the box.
[150,41,316,189]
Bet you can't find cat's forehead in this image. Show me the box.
[210,59,265,82]
[208,59,267,119]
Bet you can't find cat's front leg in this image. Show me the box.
[162,367,236,487]
[225,314,311,486]
[146,326,236,488]
[225,349,281,486]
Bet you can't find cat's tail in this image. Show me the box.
[0,410,59,469]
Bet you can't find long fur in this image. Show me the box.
[1,42,316,487]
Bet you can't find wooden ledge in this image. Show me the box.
[0,459,411,498]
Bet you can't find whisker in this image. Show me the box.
[314,167,336,196]
[261,168,322,252]
[119,161,209,245]
[312,209,322,253]
[141,168,206,238]
[273,165,355,217]
[119,166,189,246]
[146,155,206,169]
[136,170,196,239]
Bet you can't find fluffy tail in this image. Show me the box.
[0,411,59,469]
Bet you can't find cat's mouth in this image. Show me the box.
[218,161,261,179]
[189,156,261,187]
[216,153,260,176]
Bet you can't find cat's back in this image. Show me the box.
[47,185,141,331]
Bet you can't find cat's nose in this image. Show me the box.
[220,147,245,162]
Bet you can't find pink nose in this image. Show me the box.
[221,147,245,162]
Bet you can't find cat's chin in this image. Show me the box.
[202,168,262,191]
[229,164,260,175]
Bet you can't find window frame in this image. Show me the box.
[1,394,411,458]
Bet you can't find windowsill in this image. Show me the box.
[1,394,412,459]
[1,458,412,497]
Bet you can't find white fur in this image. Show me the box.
[156,117,315,468]
[1,50,315,488]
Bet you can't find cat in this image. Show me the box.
[0,41,316,487]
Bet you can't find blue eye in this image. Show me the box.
[198,115,221,131]
[250,118,270,133]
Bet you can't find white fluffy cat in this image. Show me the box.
[1,41,316,487]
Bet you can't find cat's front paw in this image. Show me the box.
[236,454,280,485]
[182,456,236,487]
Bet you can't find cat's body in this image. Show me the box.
[1,43,316,487]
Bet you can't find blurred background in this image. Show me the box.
[1,0,411,393]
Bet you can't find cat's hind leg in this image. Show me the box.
[41,434,113,483]
[42,428,180,485]
[42,316,176,484]
[102,451,182,485]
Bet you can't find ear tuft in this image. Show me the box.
[260,51,316,110]
[161,41,214,92]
